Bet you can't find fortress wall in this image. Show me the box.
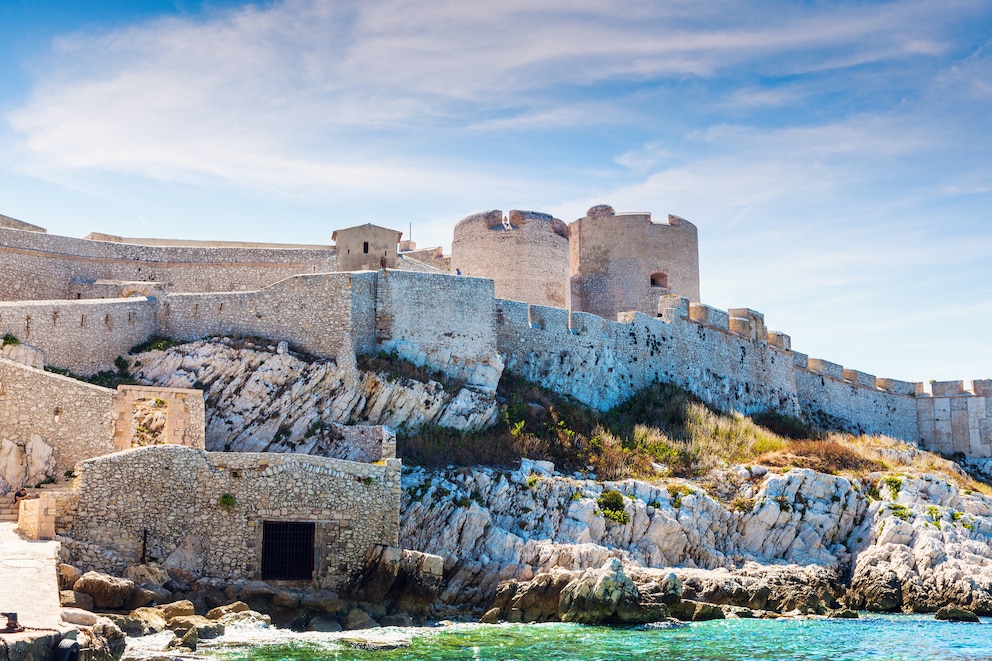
[0,227,338,301]
[0,359,117,486]
[793,358,918,439]
[496,293,921,442]
[496,296,799,415]
[916,381,992,457]
[374,270,502,391]
[160,272,375,364]
[58,446,401,589]
[0,298,159,374]
[0,214,45,232]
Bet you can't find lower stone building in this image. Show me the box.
[53,445,401,591]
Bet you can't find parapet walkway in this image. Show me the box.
[0,521,64,631]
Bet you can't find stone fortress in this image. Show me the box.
[0,201,989,592]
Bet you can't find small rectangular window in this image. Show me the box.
[363,241,369,254]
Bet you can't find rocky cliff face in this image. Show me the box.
[129,338,498,452]
[399,459,992,615]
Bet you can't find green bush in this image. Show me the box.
[882,476,903,498]
[218,493,237,512]
[2,333,19,346]
[596,490,630,523]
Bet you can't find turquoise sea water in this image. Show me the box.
[197,615,992,661]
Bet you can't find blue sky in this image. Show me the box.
[1,0,990,384]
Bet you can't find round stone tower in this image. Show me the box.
[569,204,700,319]
[450,209,570,309]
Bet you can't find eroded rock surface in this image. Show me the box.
[399,462,992,616]
[130,338,499,446]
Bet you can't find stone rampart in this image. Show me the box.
[916,380,992,458]
[0,359,208,490]
[160,272,378,365]
[0,298,159,374]
[375,270,503,392]
[0,226,338,301]
[0,213,45,232]
[793,355,918,439]
[0,358,117,485]
[57,446,401,590]
[495,294,921,441]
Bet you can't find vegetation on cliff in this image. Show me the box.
[400,374,991,496]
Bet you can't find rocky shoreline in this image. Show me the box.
[50,450,992,660]
[398,457,992,619]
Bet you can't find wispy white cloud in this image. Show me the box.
[7,0,987,194]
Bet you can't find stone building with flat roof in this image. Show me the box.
[332,223,403,272]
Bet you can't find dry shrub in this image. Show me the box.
[757,438,886,476]
[588,430,638,481]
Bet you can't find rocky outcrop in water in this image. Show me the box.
[481,558,678,624]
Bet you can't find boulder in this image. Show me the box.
[380,613,414,627]
[125,563,171,588]
[349,546,444,615]
[271,589,301,609]
[106,613,151,637]
[488,567,573,623]
[217,610,271,628]
[206,601,250,620]
[677,565,842,615]
[128,607,169,634]
[161,599,196,620]
[684,601,725,621]
[125,586,161,610]
[58,564,82,590]
[308,615,343,632]
[73,572,137,610]
[343,608,378,630]
[167,615,225,639]
[76,618,127,661]
[935,607,980,622]
[300,589,344,613]
[165,626,198,652]
[60,590,94,611]
[846,564,903,612]
[559,559,663,624]
[61,608,99,626]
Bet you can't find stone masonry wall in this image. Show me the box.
[0,298,159,374]
[917,380,992,458]
[161,272,379,366]
[374,270,503,392]
[0,227,337,301]
[57,446,401,590]
[794,355,918,440]
[495,295,921,441]
[0,358,117,485]
[0,359,211,490]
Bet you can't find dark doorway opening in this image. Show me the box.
[261,521,315,581]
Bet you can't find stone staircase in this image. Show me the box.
[0,494,17,522]
[0,481,72,523]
